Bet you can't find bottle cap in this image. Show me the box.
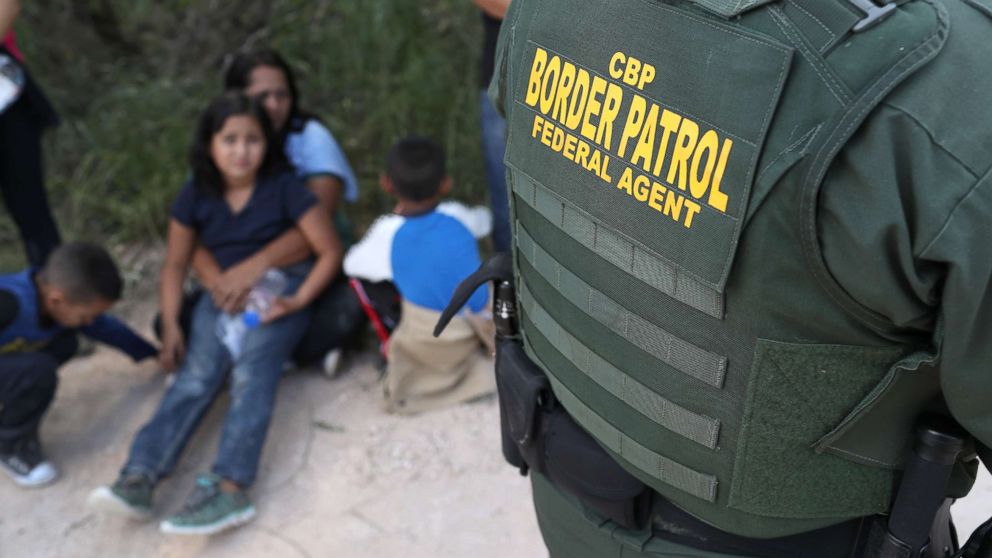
[243,312,261,329]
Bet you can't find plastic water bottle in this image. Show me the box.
[0,54,25,113]
[216,269,287,359]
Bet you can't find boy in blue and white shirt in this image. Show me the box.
[344,136,495,414]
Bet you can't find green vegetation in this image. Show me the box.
[1,1,488,269]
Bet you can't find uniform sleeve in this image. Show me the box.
[820,106,992,469]
[169,181,198,227]
[81,314,158,362]
[298,122,360,203]
[343,215,404,282]
[280,173,318,222]
[920,168,992,466]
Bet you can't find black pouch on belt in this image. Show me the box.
[495,340,651,530]
[542,407,652,531]
[495,339,553,472]
[442,255,651,531]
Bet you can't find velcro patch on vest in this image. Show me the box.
[730,339,905,518]
[506,0,792,293]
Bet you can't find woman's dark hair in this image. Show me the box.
[188,92,287,197]
[223,49,315,137]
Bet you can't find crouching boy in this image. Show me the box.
[0,242,157,486]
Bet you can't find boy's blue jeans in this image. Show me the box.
[122,287,311,487]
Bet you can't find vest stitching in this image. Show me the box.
[963,0,992,18]
[756,125,820,181]
[823,445,895,467]
[785,0,836,52]
[769,6,852,106]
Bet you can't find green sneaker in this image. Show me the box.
[87,473,155,520]
[160,474,256,535]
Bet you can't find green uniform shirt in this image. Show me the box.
[818,4,992,465]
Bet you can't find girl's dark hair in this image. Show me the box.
[223,49,316,137]
[188,92,287,197]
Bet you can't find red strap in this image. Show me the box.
[348,278,391,359]
[2,32,24,63]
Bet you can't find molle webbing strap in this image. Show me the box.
[517,224,728,389]
[511,166,724,319]
[519,284,722,449]
[777,0,861,53]
[688,0,778,17]
[527,344,720,503]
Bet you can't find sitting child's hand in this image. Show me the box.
[264,295,305,323]
[159,325,186,372]
[209,259,266,314]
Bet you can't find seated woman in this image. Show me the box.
[89,92,340,535]
[188,49,364,374]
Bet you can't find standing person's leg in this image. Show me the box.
[292,274,365,372]
[0,98,62,267]
[88,295,229,518]
[0,352,59,487]
[480,89,511,253]
[160,304,311,535]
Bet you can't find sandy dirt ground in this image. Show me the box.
[0,285,988,557]
[0,345,545,558]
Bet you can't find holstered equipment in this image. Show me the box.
[438,255,652,531]
[864,416,968,558]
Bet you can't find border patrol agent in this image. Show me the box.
[439,0,992,556]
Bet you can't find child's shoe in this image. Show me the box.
[160,474,256,535]
[87,472,155,520]
[0,437,58,488]
[322,348,343,378]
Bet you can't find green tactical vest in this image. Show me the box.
[497,0,954,539]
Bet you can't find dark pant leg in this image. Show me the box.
[0,98,62,268]
[480,89,511,253]
[0,352,59,450]
[292,274,367,366]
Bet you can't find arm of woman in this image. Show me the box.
[159,219,196,371]
[0,0,20,38]
[264,206,341,322]
[307,175,343,216]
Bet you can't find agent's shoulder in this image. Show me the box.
[882,0,992,175]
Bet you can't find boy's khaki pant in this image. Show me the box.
[382,300,495,415]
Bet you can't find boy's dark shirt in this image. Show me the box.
[0,290,18,331]
[0,275,156,362]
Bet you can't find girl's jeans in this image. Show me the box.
[122,285,311,487]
